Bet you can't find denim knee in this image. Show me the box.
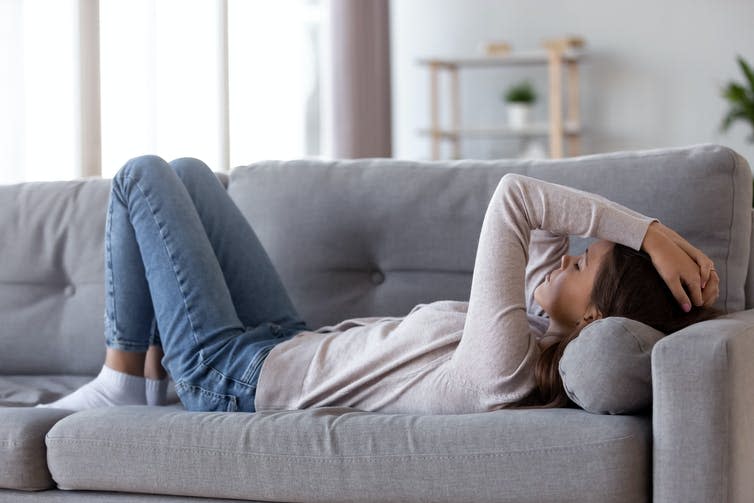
[114,155,173,187]
[170,158,219,187]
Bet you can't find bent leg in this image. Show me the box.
[111,156,243,373]
[169,157,308,332]
[111,155,293,411]
[105,169,155,353]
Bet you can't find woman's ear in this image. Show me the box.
[577,305,603,327]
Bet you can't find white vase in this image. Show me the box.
[518,140,548,159]
[507,103,531,129]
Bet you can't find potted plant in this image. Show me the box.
[719,54,754,205]
[503,80,537,129]
[720,54,754,143]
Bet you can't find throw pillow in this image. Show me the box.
[558,316,665,414]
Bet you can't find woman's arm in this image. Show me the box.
[525,229,569,318]
[449,173,658,399]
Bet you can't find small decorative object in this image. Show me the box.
[720,54,754,143]
[518,140,548,160]
[504,80,537,129]
[541,35,586,52]
[482,40,512,57]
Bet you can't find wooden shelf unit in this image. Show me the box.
[417,48,585,160]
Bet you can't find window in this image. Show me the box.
[0,0,80,183]
[1,0,329,183]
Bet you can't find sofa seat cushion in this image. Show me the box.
[0,375,93,408]
[0,375,180,408]
[0,488,252,501]
[0,407,73,490]
[46,406,650,503]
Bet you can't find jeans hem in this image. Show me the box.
[106,340,150,352]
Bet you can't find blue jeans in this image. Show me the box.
[104,155,310,412]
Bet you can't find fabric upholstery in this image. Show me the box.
[0,375,178,408]
[0,488,245,502]
[0,376,91,408]
[559,317,665,414]
[0,178,111,375]
[652,308,754,503]
[46,405,650,503]
[0,144,748,375]
[0,143,752,502]
[746,209,754,310]
[0,173,227,376]
[0,407,73,490]
[228,143,750,332]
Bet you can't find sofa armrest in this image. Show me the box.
[745,209,754,310]
[652,309,754,503]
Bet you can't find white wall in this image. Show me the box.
[391,0,754,167]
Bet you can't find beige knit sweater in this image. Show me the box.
[254,174,657,414]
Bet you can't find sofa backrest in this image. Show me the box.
[0,143,749,375]
[229,143,751,332]
[0,178,111,375]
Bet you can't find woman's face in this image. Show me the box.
[534,239,614,331]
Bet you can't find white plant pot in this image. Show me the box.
[507,103,532,129]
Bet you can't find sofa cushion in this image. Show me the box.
[46,405,650,503]
[559,317,665,414]
[0,172,229,376]
[0,375,180,409]
[0,178,111,375]
[0,375,92,408]
[0,488,260,502]
[228,143,750,331]
[0,407,73,490]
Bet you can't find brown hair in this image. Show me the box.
[508,243,724,409]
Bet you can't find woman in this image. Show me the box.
[38,156,721,413]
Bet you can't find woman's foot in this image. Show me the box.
[36,364,147,410]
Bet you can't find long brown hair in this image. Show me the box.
[508,243,724,409]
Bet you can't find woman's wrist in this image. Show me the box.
[640,221,664,255]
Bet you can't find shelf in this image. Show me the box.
[419,122,582,139]
[417,49,585,68]
[420,42,585,159]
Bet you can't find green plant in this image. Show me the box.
[720,54,754,143]
[503,81,537,104]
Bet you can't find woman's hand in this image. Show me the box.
[649,221,720,307]
[641,221,720,311]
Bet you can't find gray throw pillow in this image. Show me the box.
[558,317,665,415]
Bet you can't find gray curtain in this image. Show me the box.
[330,0,392,158]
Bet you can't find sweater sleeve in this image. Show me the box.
[449,173,658,402]
[525,229,569,318]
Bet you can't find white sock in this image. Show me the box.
[36,364,146,411]
[145,376,169,406]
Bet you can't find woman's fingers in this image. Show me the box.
[700,260,715,289]
[654,222,718,303]
[702,270,720,306]
[683,273,704,308]
[643,222,722,311]
[667,277,693,312]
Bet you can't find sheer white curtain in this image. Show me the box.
[99,0,226,176]
[0,0,80,183]
[0,0,329,183]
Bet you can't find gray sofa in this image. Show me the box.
[1,143,753,502]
